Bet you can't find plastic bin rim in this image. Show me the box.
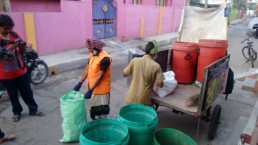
[82,119,128,130]
[81,119,129,144]
[198,42,228,48]
[173,42,198,47]
[173,46,199,51]
[118,104,157,128]
[154,128,197,145]
[80,133,129,145]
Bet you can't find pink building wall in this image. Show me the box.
[11,0,61,12]
[6,1,92,55]
[141,0,156,5]
[173,0,185,7]
[34,1,92,55]
[166,0,173,6]
[117,0,184,41]
[172,7,183,31]
[161,7,173,33]
[4,0,183,55]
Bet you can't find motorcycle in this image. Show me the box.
[23,46,48,85]
[0,46,48,97]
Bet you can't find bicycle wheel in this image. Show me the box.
[250,48,257,68]
[251,49,257,61]
[242,46,251,61]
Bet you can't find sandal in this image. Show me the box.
[0,134,15,143]
[12,115,21,122]
[29,111,45,116]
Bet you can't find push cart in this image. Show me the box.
[151,55,230,140]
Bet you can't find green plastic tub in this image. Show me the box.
[117,104,158,145]
[80,119,129,145]
[154,128,197,145]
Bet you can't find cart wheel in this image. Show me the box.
[152,103,159,111]
[208,105,221,140]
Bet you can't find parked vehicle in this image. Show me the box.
[253,23,258,39]
[247,18,258,37]
[24,46,48,85]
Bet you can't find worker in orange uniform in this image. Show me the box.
[74,39,112,120]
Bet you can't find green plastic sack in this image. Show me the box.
[59,90,86,142]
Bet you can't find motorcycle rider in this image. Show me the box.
[0,14,44,122]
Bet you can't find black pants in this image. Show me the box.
[0,82,5,91]
[0,73,38,115]
[0,128,4,139]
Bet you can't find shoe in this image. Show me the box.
[12,114,21,122]
[29,111,45,116]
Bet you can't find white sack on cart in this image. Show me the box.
[153,71,177,97]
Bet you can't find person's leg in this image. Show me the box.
[90,94,110,120]
[16,73,38,114]
[0,129,4,139]
[0,82,5,97]
[1,79,23,120]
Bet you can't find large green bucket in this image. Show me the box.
[154,128,197,145]
[80,119,129,145]
[117,104,158,145]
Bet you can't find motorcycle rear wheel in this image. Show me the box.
[30,61,48,85]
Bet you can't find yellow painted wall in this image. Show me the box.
[140,17,144,38]
[158,6,163,34]
[24,12,37,50]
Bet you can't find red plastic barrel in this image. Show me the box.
[196,39,228,82]
[172,42,198,84]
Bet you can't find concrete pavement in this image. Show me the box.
[40,32,179,75]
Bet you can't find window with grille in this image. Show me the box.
[132,0,141,4]
[156,0,166,6]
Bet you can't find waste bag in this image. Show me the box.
[59,90,86,142]
[153,71,177,97]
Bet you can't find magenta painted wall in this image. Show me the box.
[126,5,160,40]
[172,7,183,32]
[11,0,61,12]
[116,1,183,41]
[3,1,92,55]
[172,0,185,8]
[116,0,127,41]
[2,0,183,55]
[141,0,156,5]
[166,0,173,6]
[161,7,173,33]
[34,0,92,55]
